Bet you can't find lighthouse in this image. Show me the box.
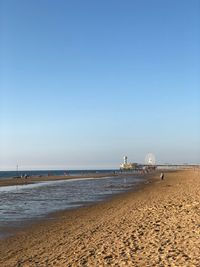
[123,156,128,165]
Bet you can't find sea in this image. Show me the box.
[0,170,147,239]
[0,169,117,180]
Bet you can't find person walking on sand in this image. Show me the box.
[160,172,164,180]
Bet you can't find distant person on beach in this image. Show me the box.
[160,172,164,180]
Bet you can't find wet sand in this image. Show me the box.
[0,173,118,187]
[0,169,200,266]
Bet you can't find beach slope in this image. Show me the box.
[0,169,200,266]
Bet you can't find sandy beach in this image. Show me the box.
[0,169,200,266]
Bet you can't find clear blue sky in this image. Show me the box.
[0,0,199,170]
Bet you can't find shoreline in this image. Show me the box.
[0,170,158,188]
[1,169,200,266]
[0,172,119,187]
[0,171,156,241]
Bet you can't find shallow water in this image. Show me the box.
[0,175,145,239]
[0,169,117,180]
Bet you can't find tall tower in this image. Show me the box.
[123,156,128,165]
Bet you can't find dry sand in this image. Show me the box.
[0,169,200,266]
